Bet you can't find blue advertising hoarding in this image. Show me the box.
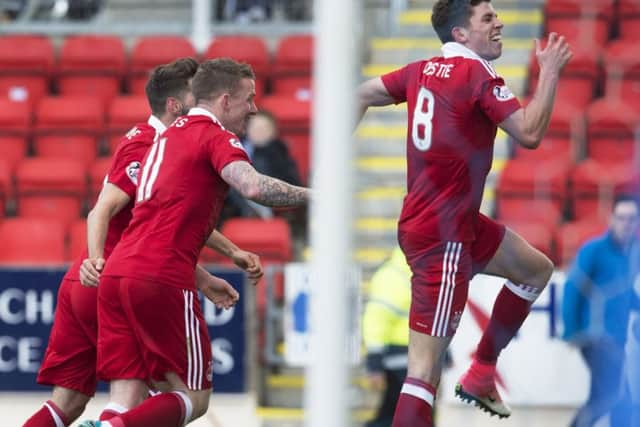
[0,267,246,393]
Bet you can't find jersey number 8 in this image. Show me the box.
[412,87,435,151]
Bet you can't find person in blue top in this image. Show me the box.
[562,193,640,427]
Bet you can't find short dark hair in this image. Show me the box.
[613,193,640,211]
[192,58,255,104]
[145,57,199,115]
[432,0,490,44]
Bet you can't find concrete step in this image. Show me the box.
[396,8,542,39]
[369,37,534,68]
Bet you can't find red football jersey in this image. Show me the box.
[64,117,162,281]
[102,108,250,290]
[382,42,521,242]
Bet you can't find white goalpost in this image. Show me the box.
[306,0,361,426]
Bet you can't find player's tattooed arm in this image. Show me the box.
[221,160,309,207]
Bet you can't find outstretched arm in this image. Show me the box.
[499,33,572,148]
[221,160,309,208]
[356,77,396,123]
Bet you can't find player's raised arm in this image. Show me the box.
[220,160,310,208]
[80,184,131,286]
[357,77,397,123]
[499,32,572,149]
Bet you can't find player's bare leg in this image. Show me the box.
[456,228,553,417]
[98,379,148,420]
[392,330,451,427]
[23,386,91,426]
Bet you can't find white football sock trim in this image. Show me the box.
[173,391,194,425]
[505,280,541,302]
[44,403,65,427]
[103,402,128,414]
[401,383,435,407]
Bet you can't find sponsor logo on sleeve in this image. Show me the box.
[125,126,141,140]
[125,161,141,185]
[228,138,245,151]
[493,85,515,101]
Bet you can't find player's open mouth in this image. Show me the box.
[491,35,502,42]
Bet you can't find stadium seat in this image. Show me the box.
[0,35,54,104]
[33,135,97,166]
[0,218,67,265]
[34,96,104,142]
[603,39,640,106]
[259,95,311,134]
[89,157,111,202]
[128,36,197,94]
[555,218,607,267]
[0,99,32,137]
[544,0,614,48]
[57,35,126,104]
[496,158,570,216]
[501,220,555,263]
[15,158,87,226]
[618,0,640,40]
[204,36,269,98]
[0,159,11,216]
[272,35,313,97]
[0,136,28,172]
[513,137,573,165]
[284,133,310,185]
[571,159,640,220]
[68,218,87,261]
[528,48,599,109]
[497,199,562,231]
[586,98,638,164]
[106,95,150,151]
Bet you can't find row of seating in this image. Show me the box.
[0,93,312,179]
[0,216,293,266]
[545,0,640,47]
[0,34,312,103]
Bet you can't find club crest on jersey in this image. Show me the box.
[126,161,141,185]
[493,85,514,101]
[229,138,245,151]
[125,126,141,140]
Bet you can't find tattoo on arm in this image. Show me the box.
[221,161,309,207]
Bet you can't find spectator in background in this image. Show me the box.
[363,247,412,427]
[222,110,302,220]
[562,194,640,427]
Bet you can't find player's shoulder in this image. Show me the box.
[463,57,500,81]
[113,122,155,155]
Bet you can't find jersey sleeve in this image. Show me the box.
[106,140,146,198]
[207,131,251,173]
[474,74,521,125]
[380,61,423,104]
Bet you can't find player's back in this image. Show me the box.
[382,44,520,241]
[104,109,249,290]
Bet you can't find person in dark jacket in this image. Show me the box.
[562,194,640,427]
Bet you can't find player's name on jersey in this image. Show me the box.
[423,61,454,78]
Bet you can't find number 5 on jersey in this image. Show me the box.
[137,136,167,202]
[412,87,435,151]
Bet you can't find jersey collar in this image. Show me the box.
[147,115,167,135]
[188,107,224,129]
[442,42,487,62]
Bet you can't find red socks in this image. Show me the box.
[23,400,69,427]
[100,402,128,421]
[475,282,539,363]
[392,377,436,427]
[103,392,192,427]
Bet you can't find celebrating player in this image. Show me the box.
[78,58,310,427]
[357,1,572,425]
[23,58,262,427]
